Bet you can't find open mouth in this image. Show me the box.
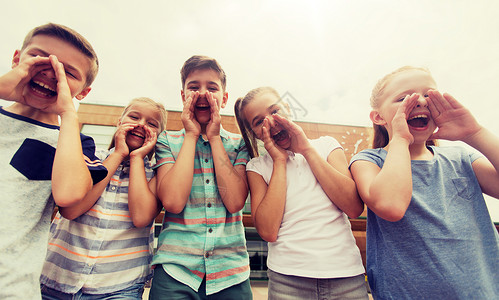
[407,114,429,128]
[129,131,145,139]
[29,80,57,98]
[272,129,289,143]
[195,103,210,112]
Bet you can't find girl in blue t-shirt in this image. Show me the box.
[350,66,499,299]
[40,97,167,299]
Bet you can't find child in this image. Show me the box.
[235,87,368,300]
[150,55,253,299]
[0,23,107,299]
[40,97,167,299]
[350,66,499,299]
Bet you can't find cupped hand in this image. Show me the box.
[130,125,157,159]
[206,92,221,140]
[0,55,50,103]
[114,123,134,158]
[391,93,418,145]
[43,55,75,115]
[427,90,482,142]
[181,91,201,137]
[262,118,288,162]
[272,114,312,155]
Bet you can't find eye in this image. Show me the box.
[424,94,429,98]
[188,86,199,91]
[254,119,263,127]
[148,122,158,128]
[396,96,406,102]
[208,87,218,91]
[65,70,77,79]
[129,115,138,120]
[271,109,279,115]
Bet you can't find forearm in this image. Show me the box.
[303,148,363,218]
[368,139,413,221]
[210,137,248,213]
[253,161,287,242]
[157,135,197,213]
[52,111,92,207]
[59,151,124,219]
[129,155,161,227]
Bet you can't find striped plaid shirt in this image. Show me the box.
[153,128,250,295]
[40,149,155,294]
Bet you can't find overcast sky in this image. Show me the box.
[1,0,498,220]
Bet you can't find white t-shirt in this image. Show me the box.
[246,136,365,278]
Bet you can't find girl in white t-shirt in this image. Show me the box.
[234,87,368,300]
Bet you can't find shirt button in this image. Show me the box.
[208,228,213,233]
[205,252,210,258]
[204,142,208,146]
[206,179,210,184]
[204,159,209,163]
[111,186,116,191]
[207,203,212,208]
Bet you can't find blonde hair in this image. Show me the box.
[234,87,283,158]
[22,23,99,88]
[109,97,168,155]
[370,66,436,148]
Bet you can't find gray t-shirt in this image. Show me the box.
[0,107,106,299]
[351,146,499,299]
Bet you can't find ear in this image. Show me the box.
[220,91,228,109]
[370,110,387,126]
[75,87,91,101]
[12,50,21,68]
[181,89,186,103]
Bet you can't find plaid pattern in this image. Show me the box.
[153,128,250,295]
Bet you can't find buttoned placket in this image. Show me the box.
[201,140,216,266]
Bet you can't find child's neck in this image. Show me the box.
[4,103,59,126]
[408,141,433,160]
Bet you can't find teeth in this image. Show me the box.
[33,80,56,92]
[409,114,427,120]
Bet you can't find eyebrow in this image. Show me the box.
[250,103,280,126]
[186,80,220,87]
[28,47,82,77]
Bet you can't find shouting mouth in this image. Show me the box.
[407,114,429,129]
[271,129,290,146]
[29,80,57,98]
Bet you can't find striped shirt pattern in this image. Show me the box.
[153,128,250,295]
[40,149,155,294]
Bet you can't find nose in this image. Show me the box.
[41,67,56,80]
[266,115,276,127]
[416,94,428,108]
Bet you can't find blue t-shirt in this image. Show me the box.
[351,146,499,300]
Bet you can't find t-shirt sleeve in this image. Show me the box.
[154,131,175,169]
[316,136,342,159]
[234,139,250,167]
[349,148,385,169]
[80,134,108,184]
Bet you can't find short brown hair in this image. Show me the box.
[180,55,226,91]
[21,23,99,88]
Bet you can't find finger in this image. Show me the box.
[398,94,417,117]
[207,92,219,115]
[50,55,71,97]
[190,92,199,112]
[442,92,463,109]
[273,114,296,132]
[261,119,273,146]
[427,90,447,113]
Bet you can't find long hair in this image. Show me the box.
[234,87,281,158]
